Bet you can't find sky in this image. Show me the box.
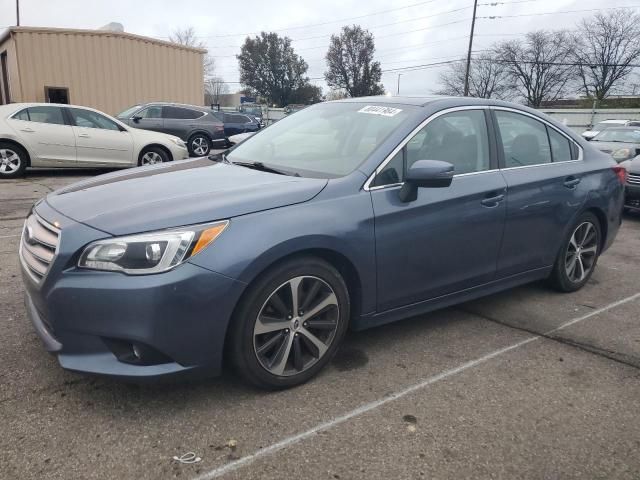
[1,0,639,96]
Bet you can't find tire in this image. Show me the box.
[0,142,28,179]
[548,212,601,292]
[188,133,211,157]
[229,256,350,389]
[138,146,170,166]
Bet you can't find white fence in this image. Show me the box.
[539,108,640,134]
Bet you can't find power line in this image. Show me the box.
[479,4,640,19]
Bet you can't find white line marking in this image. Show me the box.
[0,234,20,239]
[192,292,640,480]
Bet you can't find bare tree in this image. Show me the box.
[494,30,575,107]
[204,77,229,105]
[169,26,215,78]
[572,10,640,100]
[325,25,384,97]
[436,53,511,99]
[325,89,349,101]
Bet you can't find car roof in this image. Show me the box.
[138,102,213,113]
[598,126,640,131]
[598,119,631,124]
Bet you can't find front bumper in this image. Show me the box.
[22,203,246,381]
[172,145,190,160]
[625,183,640,210]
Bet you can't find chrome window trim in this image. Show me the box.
[490,106,584,167]
[363,106,490,191]
[367,168,501,191]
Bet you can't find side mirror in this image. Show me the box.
[399,160,454,202]
[132,116,142,123]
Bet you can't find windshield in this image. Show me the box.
[227,102,412,178]
[241,106,261,115]
[593,122,622,131]
[117,105,142,119]
[593,128,640,143]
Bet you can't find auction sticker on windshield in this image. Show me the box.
[358,106,403,117]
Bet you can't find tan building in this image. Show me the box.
[0,26,205,115]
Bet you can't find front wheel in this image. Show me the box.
[0,142,28,178]
[548,212,601,292]
[229,257,350,389]
[139,146,169,166]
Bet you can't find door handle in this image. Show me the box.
[20,128,35,133]
[78,133,90,138]
[481,193,505,207]
[563,176,581,189]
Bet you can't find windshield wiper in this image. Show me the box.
[232,161,298,176]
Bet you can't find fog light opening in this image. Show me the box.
[103,338,174,366]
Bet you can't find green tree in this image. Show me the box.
[325,25,384,97]
[237,32,314,107]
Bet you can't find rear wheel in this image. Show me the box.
[0,142,28,178]
[139,146,169,166]
[549,212,601,292]
[229,257,350,389]
[188,134,211,157]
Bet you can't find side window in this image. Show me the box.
[371,150,403,187]
[547,127,573,162]
[495,111,552,168]
[230,114,249,123]
[22,106,65,125]
[12,108,30,121]
[138,106,162,119]
[69,108,121,131]
[407,110,490,175]
[163,106,201,119]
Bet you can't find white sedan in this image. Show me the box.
[0,103,189,178]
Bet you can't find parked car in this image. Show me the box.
[590,127,640,162]
[238,103,264,126]
[283,104,306,115]
[228,131,257,146]
[117,103,226,157]
[211,111,261,143]
[581,119,640,141]
[21,96,625,389]
[0,103,188,178]
[620,156,640,212]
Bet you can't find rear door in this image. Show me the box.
[492,108,586,277]
[162,106,205,140]
[6,106,76,166]
[371,108,507,311]
[67,107,133,166]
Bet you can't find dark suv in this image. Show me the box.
[211,111,261,140]
[117,103,225,156]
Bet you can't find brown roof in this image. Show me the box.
[0,26,207,54]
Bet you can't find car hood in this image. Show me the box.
[45,158,328,235]
[621,156,640,174]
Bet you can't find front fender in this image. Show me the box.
[188,191,377,316]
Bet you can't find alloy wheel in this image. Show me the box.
[191,137,209,156]
[253,276,340,377]
[141,151,163,165]
[565,221,598,283]
[0,149,21,174]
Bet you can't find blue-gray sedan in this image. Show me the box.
[20,96,626,389]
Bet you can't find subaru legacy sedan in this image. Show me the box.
[20,97,625,389]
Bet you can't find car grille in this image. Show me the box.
[19,213,60,284]
[628,173,640,186]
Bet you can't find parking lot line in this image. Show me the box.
[193,291,640,480]
[0,234,20,239]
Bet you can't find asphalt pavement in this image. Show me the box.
[1,169,639,480]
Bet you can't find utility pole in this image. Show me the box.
[16,0,20,26]
[463,0,478,97]
[397,73,402,95]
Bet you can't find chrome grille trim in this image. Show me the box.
[19,212,60,285]
[628,173,640,185]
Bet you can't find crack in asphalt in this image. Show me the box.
[458,307,640,371]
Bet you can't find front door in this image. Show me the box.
[7,105,76,165]
[492,109,587,278]
[67,107,133,166]
[371,108,507,312]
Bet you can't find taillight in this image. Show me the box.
[612,166,627,184]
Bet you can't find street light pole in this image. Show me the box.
[463,0,478,97]
[16,0,20,26]
[397,73,402,95]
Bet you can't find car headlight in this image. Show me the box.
[78,221,228,274]
[171,138,186,148]
[612,148,634,161]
